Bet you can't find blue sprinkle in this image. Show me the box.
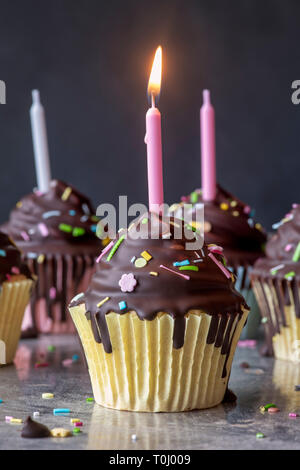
[0,399,3,403]
[53,408,70,415]
[42,210,61,219]
[173,259,190,267]
[119,301,127,311]
[72,354,79,362]
[91,225,97,233]
[69,210,76,216]
[0,250,6,257]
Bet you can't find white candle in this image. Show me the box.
[30,90,51,193]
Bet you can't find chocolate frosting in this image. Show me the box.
[21,417,51,438]
[1,179,102,255]
[0,231,32,284]
[170,184,266,268]
[70,212,248,361]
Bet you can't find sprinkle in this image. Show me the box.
[42,393,54,399]
[72,354,79,362]
[106,235,125,261]
[119,273,137,293]
[11,266,20,274]
[150,272,158,276]
[141,250,152,261]
[69,210,76,216]
[49,287,56,299]
[272,222,282,230]
[27,252,37,259]
[237,339,257,348]
[82,203,90,214]
[72,227,86,237]
[37,254,45,264]
[86,397,94,403]
[270,264,285,275]
[232,211,239,217]
[80,215,89,222]
[61,187,72,201]
[73,428,81,434]
[16,201,22,208]
[194,251,200,258]
[190,191,198,204]
[59,223,72,233]
[261,317,268,324]
[10,418,23,424]
[47,345,56,352]
[74,422,83,427]
[256,432,264,439]
[119,301,127,311]
[135,258,147,268]
[5,416,13,422]
[255,223,262,231]
[244,205,251,214]
[0,399,3,403]
[51,428,71,438]
[141,217,148,224]
[96,241,114,263]
[20,231,30,241]
[248,218,254,228]
[292,242,300,262]
[160,264,190,280]
[268,407,280,414]
[208,253,231,279]
[179,265,199,272]
[97,297,110,308]
[173,259,190,267]
[5,274,11,281]
[263,403,276,410]
[71,419,81,424]
[285,271,295,280]
[71,293,84,304]
[208,244,224,254]
[43,210,61,219]
[230,200,237,207]
[62,359,73,367]
[285,244,293,252]
[289,413,298,418]
[53,409,70,415]
[193,259,203,263]
[35,362,49,368]
[33,412,40,418]
[131,434,137,441]
[91,225,97,232]
[220,203,229,211]
[38,223,49,237]
[0,250,6,257]
[130,256,136,264]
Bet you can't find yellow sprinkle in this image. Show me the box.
[10,418,23,424]
[102,237,110,247]
[37,254,45,264]
[255,223,262,231]
[70,419,81,424]
[232,211,239,217]
[141,251,152,261]
[230,200,237,207]
[220,203,229,211]
[61,186,72,201]
[51,428,71,438]
[42,393,54,399]
[97,296,110,308]
[135,258,147,268]
[16,201,22,208]
[150,272,158,277]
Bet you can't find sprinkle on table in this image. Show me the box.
[10,418,23,424]
[141,250,152,261]
[268,407,280,414]
[53,409,70,415]
[285,244,293,252]
[159,264,190,280]
[106,235,126,261]
[97,297,110,308]
[47,345,56,352]
[61,186,72,201]
[256,432,264,439]
[289,413,298,418]
[42,393,54,399]
[292,242,300,262]
[86,397,94,403]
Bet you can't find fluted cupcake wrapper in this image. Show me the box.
[22,253,96,334]
[69,304,248,412]
[0,279,33,365]
[252,276,300,360]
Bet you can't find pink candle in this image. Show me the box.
[200,89,216,201]
[145,47,164,213]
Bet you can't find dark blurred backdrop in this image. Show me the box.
[0,0,299,230]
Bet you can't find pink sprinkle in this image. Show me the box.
[62,359,73,367]
[34,189,44,196]
[38,223,49,237]
[159,264,190,280]
[96,241,114,263]
[6,274,11,281]
[49,287,56,299]
[20,231,30,241]
[5,416,13,422]
[244,205,251,214]
[181,196,188,202]
[208,245,224,255]
[293,204,298,209]
[11,266,20,274]
[35,362,49,369]
[285,244,293,252]
[208,253,231,279]
[74,422,83,427]
[238,339,257,348]
[289,413,298,418]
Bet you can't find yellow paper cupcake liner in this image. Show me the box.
[0,279,33,365]
[70,304,248,412]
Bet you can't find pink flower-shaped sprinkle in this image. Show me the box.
[118,273,137,293]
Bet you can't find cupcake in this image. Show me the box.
[251,204,300,360]
[0,232,33,364]
[1,179,106,335]
[170,184,266,339]
[69,212,249,412]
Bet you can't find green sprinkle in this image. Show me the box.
[285,271,295,280]
[261,317,268,324]
[47,345,56,352]
[91,215,99,222]
[142,217,148,224]
[264,403,276,410]
[256,432,265,439]
[86,397,94,403]
[59,223,72,233]
[73,428,81,434]
[293,242,300,262]
[190,191,198,204]
[72,227,86,237]
[107,235,125,261]
[179,265,199,272]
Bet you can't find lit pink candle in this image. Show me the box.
[145,46,164,213]
[200,89,216,201]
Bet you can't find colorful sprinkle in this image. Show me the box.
[190,191,198,204]
[208,244,224,254]
[292,242,300,262]
[106,235,125,261]
[0,250,6,257]
[61,187,72,201]
[173,260,190,267]
[37,254,45,264]
[289,413,298,418]
[141,217,148,224]
[230,200,237,207]
[162,232,172,239]
[82,203,90,215]
[51,428,71,438]
[256,432,264,439]
[263,403,276,410]
[220,203,229,211]
[141,250,152,261]
[268,407,280,414]
[49,287,56,299]
[43,210,61,219]
[91,225,97,233]
[20,231,30,241]
[244,205,251,214]
[119,301,127,311]
[11,266,20,274]
[86,398,94,403]
[285,244,293,252]
[73,428,81,434]
[232,211,239,217]
[74,422,83,427]
[69,210,76,216]
[285,271,295,280]
[47,345,56,352]
[71,293,84,304]
[135,258,147,268]
[53,409,70,415]
[270,264,285,275]
[179,265,199,272]
[38,223,49,237]
[62,359,73,367]
[119,273,137,293]
[72,227,85,237]
[59,223,72,233]
[72,354,79,362]
[96,241,114,263]
[10,419,23,424]
[42,393,54,399]
[261,317,268,324]
[71,419,81,424]
[35,362,49,368]
[159,264,190,280]
[208,253,231,279]
[97,297,110,308]
[33,412,40,418]
[150,272,158,276]
[5,417,13,422]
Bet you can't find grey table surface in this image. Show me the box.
[0,334,299,450]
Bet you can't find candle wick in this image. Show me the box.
[151,93,155,108]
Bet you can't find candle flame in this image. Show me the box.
[148,46,162,99]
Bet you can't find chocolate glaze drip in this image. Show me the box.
[21,417,51,438]
[0,232,32,284]
[171,184,266,268]
[70,212,248,362]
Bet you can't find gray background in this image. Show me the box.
[0,0,299,230]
